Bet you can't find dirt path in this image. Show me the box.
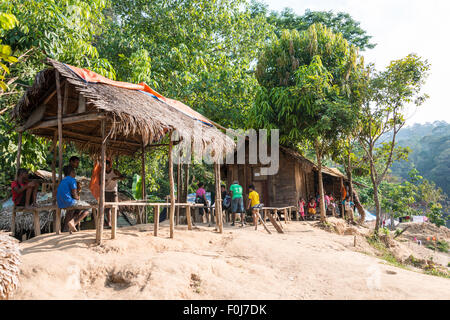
[14,221,450,300]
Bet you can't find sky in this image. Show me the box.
[264,0,450,125]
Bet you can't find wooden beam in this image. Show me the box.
[29,112,106,130]
[168,131,175,238]
[15,132,22,180]
[267,210,284,234]
[214,162,223,233]
[186,205,192,230]
[111,206,117,239]
[55,70,63,235]
[140,142,146,224]
[96,119,106,245]
[33,210,41,236]
[77,95,86,113]
[153,205,160,236]
[176,162,181,225]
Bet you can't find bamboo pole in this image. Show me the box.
[15,132,22,180]
[168,131,175,238]
[96,120,106,245]
[153,205,160,236]
[12,132,22,237]
[55,70,63,235]
[111,206,117,239]
[186,204,192,230]
[176,162,181,225]
[140,142,146,224]
[214,162,223,233]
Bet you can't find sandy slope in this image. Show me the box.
[13,221,450,300]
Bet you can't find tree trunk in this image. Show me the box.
[315,147,327,223]
[372,178,381,233]
[352,190,366,224]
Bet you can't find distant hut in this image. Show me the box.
[223,142,363,213]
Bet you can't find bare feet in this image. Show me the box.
[68,220,77,233]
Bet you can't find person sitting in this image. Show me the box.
[307,197,317,220]
[57,165,88,233]
[69,156,80,169]
[11,168,39,209]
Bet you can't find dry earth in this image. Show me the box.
[13,220,450,300]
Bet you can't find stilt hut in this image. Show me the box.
[12,58,234,244]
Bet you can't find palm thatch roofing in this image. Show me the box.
[13,58,234,157]
[0,232,20,300]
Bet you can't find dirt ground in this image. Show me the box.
[13,219,450,300]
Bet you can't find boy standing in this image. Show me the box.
[230,180,244,227]
[247,184,261,230]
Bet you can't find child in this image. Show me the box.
[11,168,39,209]
[307,197,317,219]
[57,165,89,233]
[195,182,208,223]
[298,198,306,221]
[247,184,261,230]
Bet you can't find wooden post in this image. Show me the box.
[168,131,175,238]
[55,70,63,235]
[15,132,22,180]
[96,120,106,245]
[186,205,192,230]
[267,209,284,234]
[11,206,16,237]
[111,206,117,239]
[12,132,22,237]
[284,208,288,224]
[153,205,160,236]
[140,142,147,224]
[176,162,181,225]
[214,162,223,233]
[33,210,41,236]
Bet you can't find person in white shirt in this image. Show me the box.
[104,160,125,228]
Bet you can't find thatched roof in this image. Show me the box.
[13,58,234,157]
[0,232,20,300]
[280,146,367,187]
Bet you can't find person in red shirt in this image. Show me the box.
[11,168,39,208]
[307,197,317,219]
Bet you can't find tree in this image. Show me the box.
[250,24,364,222]
[358,54,430,232]
[98,0,272,128]
[258,5,376,50]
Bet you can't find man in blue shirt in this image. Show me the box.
[57,165,88,233]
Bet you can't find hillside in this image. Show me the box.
[388,121,450,197]
[13,221,450,300]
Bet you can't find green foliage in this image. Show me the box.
[390,121,450,198]
[0,10,18,92]
[256,5,376,50]
[251,25,363,148]
[357,54,430,230]
[427,203,448,228]
[99,0,272,128]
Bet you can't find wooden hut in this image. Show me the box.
[12,58,234,244]
[223,143,354,210]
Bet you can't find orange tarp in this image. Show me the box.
[64,63,212,126]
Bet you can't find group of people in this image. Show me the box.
[11,156,125,234]
[194,180,262,228]
[297,193,355,220]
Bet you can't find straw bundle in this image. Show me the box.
[0,232,21,300]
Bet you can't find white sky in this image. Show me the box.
[264,0,450,125]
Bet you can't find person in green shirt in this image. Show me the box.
[230,180,245,227]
